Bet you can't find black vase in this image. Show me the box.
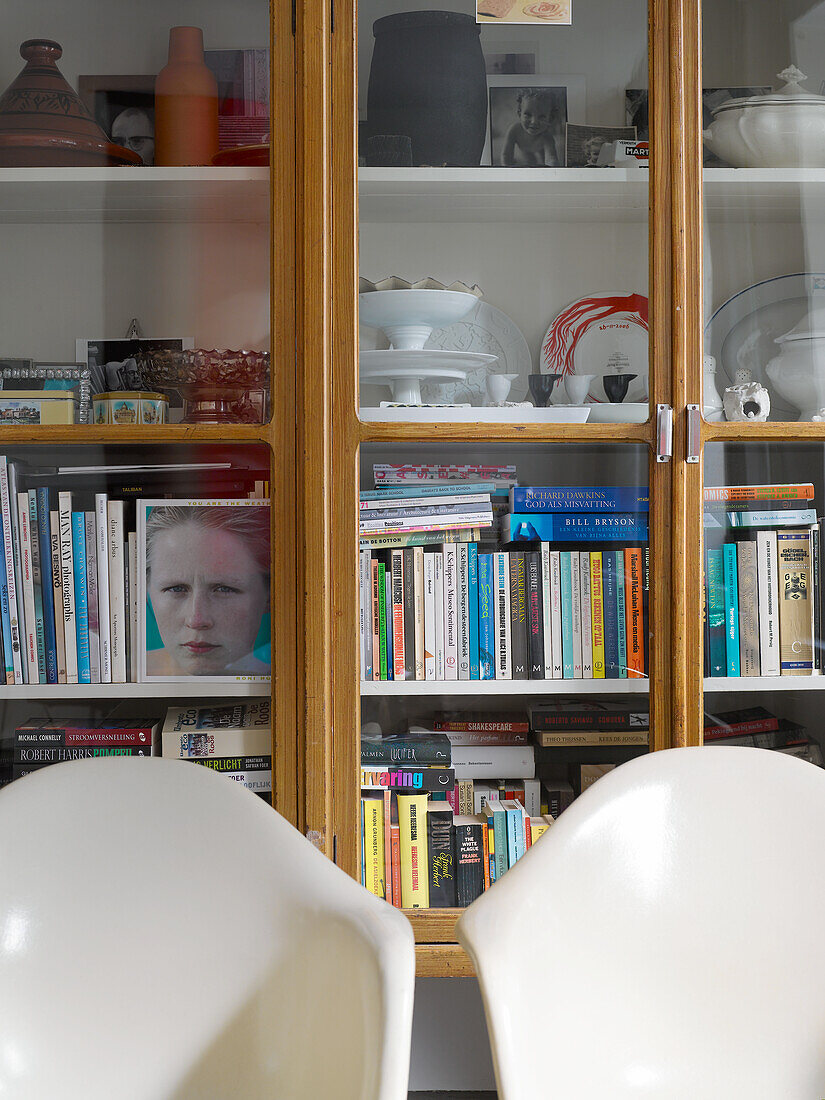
[367,11,487,167]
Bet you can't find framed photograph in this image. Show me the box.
[0,362,91,423]
[78,76,156,165]
[76,337,194,397]
[138,498,271,684]
[566,123,637,167]
[485,75,586,166]
[477,0,572,25]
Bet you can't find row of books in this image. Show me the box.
[703,483,821,677]
[2,700,273,797]
[360,543,650,681]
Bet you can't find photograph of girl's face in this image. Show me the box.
[147,521,269,676]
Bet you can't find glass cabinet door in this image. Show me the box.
[316,0,674,958]
[0,1,292,814]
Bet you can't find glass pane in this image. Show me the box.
[0,0,273,798]
[703,443,824,763]
[702,3,825,423]
[358,441,651,906]
[357,1,651,425]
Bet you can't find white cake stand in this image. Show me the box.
[360,349,496,404]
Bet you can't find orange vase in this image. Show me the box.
[154,27,218,167]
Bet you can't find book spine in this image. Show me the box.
[17,493,39,682]
[510,486,650,512]
[423,550,436,680]
[362,481,497,500]
[71,511,91,684]
[383,789,393,906]
[526,550,544,678]
[359,549,370,680]
[36,488,58,684]
[725,508,818,527]
[704,483,814,503]
[361,739,450,766]
[756,529,779,677]
[107,500,126,684]
[540,543,553,678]
[454,820,485,907]
[360,527,478,550]
[360,766,456,792]
[478,553,494,680]
[570,551,583,678]
[358,510,491,534]
[509,550,528,679]
[377,561,388,680]
[721,541,740,676]
[433,551,445,680]
[27,491,46,683]
[6,461,27,683]
[84,511,100,683]
[549,550,563,678]
[390,794,402,909]
[362,797,386,899]
[359,494,491,515]
[371,558,380,681]
[494,551,511,679]
[413,545,425,680]
[451,746,535,779]
[128,531,138,684]
[504,513,649,542]
[390,548,405,679]
[92,495,110,683]
[560,551,574,679]
[457,543,469,680]
[642,547,650,675]
[536,730,649,746]
[49,509,66,683]
[398,793,430,908]
[468,543,480,679]
[384,562,393,678]
[528,708,649,731]
[14,745,151,764]
[0,518,12,684]
[625,547,644,678]
[777,528,814,675]
[614,549,627,678]
[402,548,415,679]
[579,551,592,678]
[706,546,727,677]
[443,544,458,680]
[602,550,619,678]
[590,551,605,678]
[427,804,456,908]
[815,524,823,674]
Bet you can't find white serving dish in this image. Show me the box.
[360,348,497,404]
[703,67,825,168]
[584,401,650,423]
[765,304,825,420]
[358,289,479,350]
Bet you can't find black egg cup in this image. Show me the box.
[529,373,562,407]
[602,374,638,403]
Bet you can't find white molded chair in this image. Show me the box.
[457,746,825,1099]
[0,757,415,1099]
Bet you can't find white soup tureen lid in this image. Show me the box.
[775,303,825,343]
[713,67,825,114]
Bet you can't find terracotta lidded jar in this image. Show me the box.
[154,27,218,166]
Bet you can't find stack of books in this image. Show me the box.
[8,717,157,783]
[703,705,822,763]
[703,482,820,677]
[359,482,650,682]
[159,701,272,799]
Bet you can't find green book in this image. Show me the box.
[377,561,388,680]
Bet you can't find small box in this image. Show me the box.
[0,391,76,425]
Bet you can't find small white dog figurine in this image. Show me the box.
[723,382,770,422]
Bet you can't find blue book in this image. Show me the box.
[560,552,574,678]
[706,547,727,677]
[509,486,650,512]
[723,542,740,676]
[615,550,627,679]
[468,544,480,679]
[35,488,58,684]
[504,513,649,543]
[0,531,12,682]
[503,802,520,868]
[478,554,495,680]
[27,491,47,684]
[361,482,497,500]
[602,551,620,678]
[71,511,91,685]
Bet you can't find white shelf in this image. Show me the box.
[704,168,825,222]
[0,167,269,224]
[362,679,648,696]
[359,167,650,223]
[359,406,591,424]
[704,676,825,692]
[1,681,270,699]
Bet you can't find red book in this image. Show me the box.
[703,707,779,740]
[432,711,529,734]
[624,548,645,678]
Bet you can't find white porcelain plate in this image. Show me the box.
[419,301,533,405]
[541,292,649,403]
[360,348,498,379]
[705,272,825,421]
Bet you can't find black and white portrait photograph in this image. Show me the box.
[138,499,272,683]
[78,76,156,165]
[489,85,567,166]
[566,123,637,168]
[77,337,194,396]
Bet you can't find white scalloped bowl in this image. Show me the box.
[358,289,479,350]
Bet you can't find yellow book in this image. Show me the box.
[398,792,429,908]
[362,796,385,899]
[777,528,815,675]
[529,817,551,844]
[590,551,605,678]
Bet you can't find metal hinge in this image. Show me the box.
[656,404,672,463]
[687,404,701,463]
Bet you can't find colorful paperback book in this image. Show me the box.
[704,507,818,529]
[36,488,58,684]
[540,543,553,678]
[736,540,760,675]
[107,499,126,684]
[443,544,458,680]
[49,508,66,684]
[579,551,592,678]
[509,486,650,512]
[359,528,480,550]
[570,551,583,678]
[478,553,495,679]
[704,483,814,503]
[494,551,511,679]
[360,765,455,792]
[414,546,425,680]
[27,491,47,683]
[384,565,393,680]
[722,542,740,677]
[17,493,39,682]
[457,543,470,680]
[85,511,100,683]
[359,494,492,515]
[468,544,480,679]
[423,551,436,680]
[526,550,544,678]
[509,550,528,679]
[706,547,726,677]
[95,494,112,683]
[625,548,645,679]
[6,461,27,684]
[453,814,485,907]
[398,792,430,908]
[602,550,620,678]
[359,509,492,534]
[549,550,563,678]
[0,528,12,683]
[362,797,386,899]
[504,513,649,543]
[427,802,456,908]
[433,552,445,679]
[0,456,20,683]
[361,481,498,500]
[614,550,627,679]
[71,511,91,684]
[377,561,388,680]
[776,528,815,674]
[560,552,574,678]
[590,551,605,678]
